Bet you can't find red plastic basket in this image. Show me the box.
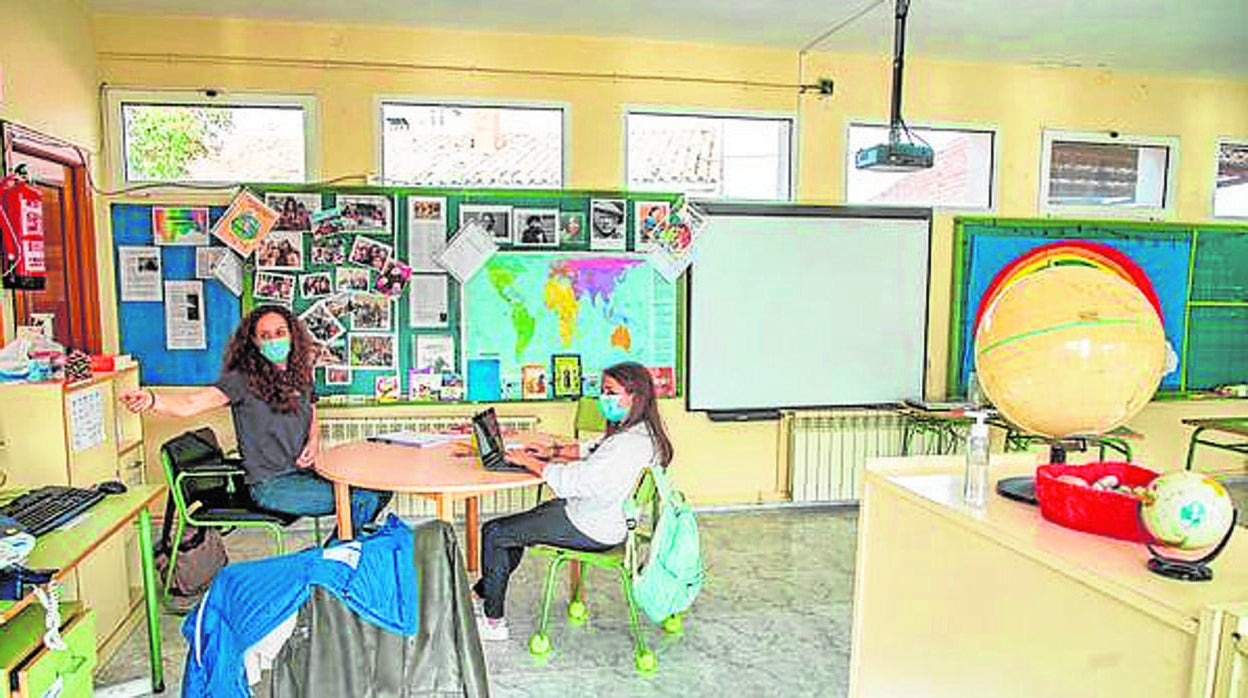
[1034,462,1159,543]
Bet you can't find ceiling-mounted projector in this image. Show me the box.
[855,0,934,173]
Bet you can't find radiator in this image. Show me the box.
[319,414,542,518]
[786,410,947,503]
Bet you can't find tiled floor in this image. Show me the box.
[93,473,1248,697]
[93,505,858,697]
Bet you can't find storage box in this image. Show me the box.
[1035,462,1159,543]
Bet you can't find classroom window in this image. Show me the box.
[113,92,313,184]
[381,103,564,188]
[1214,141,1248,218]
[845,124,996,209]
[626,112,793,200]
[1040,130,1177,216]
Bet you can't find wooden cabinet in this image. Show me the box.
[0,364,146,658]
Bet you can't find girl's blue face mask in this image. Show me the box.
[598,393,630,423]
[259,336,291,364]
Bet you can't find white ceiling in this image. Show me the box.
[85,0,1248,78]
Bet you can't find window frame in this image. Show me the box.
[103,88,319,188]
[1212,138,1248,221]
[376,97,569,189]
[1038,129,1180,219]
[623,107,796,202]
[843,119,999,212]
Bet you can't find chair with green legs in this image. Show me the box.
[526,467,682,672]
[158,428,318,601]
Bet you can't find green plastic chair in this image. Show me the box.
[527,468,681,673]
[158,432,318,601]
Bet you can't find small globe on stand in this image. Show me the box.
[974,265,1166,440]
[1140,470,1238,581]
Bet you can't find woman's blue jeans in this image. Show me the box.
[250,469,392,534]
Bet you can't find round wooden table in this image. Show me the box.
[316,440,542,573]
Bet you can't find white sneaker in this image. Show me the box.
[476,615,510,641]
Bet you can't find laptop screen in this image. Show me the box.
[471,408,506,463]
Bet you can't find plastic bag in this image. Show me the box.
[0,338,32,380]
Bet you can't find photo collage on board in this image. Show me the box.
[257,190,680,402]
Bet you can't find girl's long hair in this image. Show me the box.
[222,304,314,413]
[603,362,674,468]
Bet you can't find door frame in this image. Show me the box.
[1,121,102,353]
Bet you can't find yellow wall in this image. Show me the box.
[96,14,1248,502]
[0,0,100,345]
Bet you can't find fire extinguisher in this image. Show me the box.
[0,164,47,290]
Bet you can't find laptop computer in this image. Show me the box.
[471,408,542,473]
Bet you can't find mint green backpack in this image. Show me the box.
[633,465,704,624]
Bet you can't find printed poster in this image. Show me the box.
[164,280,207,350]
[210,190,279,257]
[118,246,162,302]
[152,206,210,246]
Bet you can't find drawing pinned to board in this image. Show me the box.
[118,246,162,301]
[414,334,455,374]
[634,201,670,252]
[374,374,401,401]
[211,190,279,257]
[266,193,320,232]
[152,207,210,246]
[648,366,676,398]
[521,363,548,400]
[551,354,582,399]
[408,370,442,401]
[560,212,587,246]
[648,201,707,281]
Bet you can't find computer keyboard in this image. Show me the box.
[0,486,107,537]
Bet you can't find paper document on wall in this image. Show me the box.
[211,249,245,296]
[118,246,163,301]
[435,221,497,283]
[68,387,106,453]
[165,280,207,350]
[409,274,450,327]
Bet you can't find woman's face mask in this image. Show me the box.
[259,336,291,364]
[598,393,630,422]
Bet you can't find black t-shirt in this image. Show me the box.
[214,371,313,484]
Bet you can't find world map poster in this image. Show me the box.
[463,253,677,397]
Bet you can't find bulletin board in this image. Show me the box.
[111,188,684,401]
[949,217,1248,397]
[111,203,240,385]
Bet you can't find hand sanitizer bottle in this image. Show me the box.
[963,411,990,508]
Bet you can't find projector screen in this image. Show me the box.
[687,204,931,413]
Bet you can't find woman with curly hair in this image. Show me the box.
[121,304,391,532]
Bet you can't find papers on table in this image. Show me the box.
[366,432,469,448]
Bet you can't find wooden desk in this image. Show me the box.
[0,484,166,693]
[317,441,542,573]
[1183,417,1248,471]
[851,455,1248,697]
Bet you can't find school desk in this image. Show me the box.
[1182,417,1248,471]
[898,403,1139,461]
[0,483,166,694]
[316,441,541,573]
[851,454,1248,698]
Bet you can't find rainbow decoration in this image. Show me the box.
[973,240,1164,334]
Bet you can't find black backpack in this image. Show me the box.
[156,428,237,596]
